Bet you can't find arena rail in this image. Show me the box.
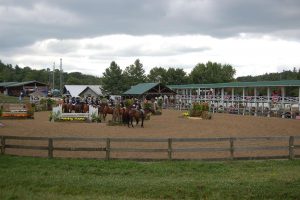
[0,135,299,161]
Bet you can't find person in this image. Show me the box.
[120,100,125,108]
[71,97,76,105]
[136,100,145,114]
[19,91,23,102]
[87,97,92,105]
[76,97,81,104]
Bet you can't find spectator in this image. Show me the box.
[19,91,23,102]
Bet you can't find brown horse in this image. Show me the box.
[67,104,75,113]
[68,103,81,113]
[122,108,149,128]
[62,103,70,113]
[82,103,89,113]
[99,103,114,121]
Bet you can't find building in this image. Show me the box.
[123,82,176,100]
[168,80,300,117]
[0,81,48,96]
[63,85,103,98]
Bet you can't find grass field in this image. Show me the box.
[0,94,30,103]
[0,155,299,199]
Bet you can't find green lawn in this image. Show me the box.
[0,155,299,200]
[0,94,30,103]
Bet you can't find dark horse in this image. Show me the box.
[122,108,153,128]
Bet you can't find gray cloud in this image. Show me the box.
[1,0,300,52]
[1,0,300,78]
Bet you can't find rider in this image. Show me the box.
[135,99,144,114]
[120,100,125,108]
[76,97,81,104]
[71,97,76,105]
[109,98,114,107]
[87,97,92,105]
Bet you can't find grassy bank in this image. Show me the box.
[0,94,30,103]
[0,155,299,199]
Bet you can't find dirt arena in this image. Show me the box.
[1,109,299,137]
[0,109,299,159]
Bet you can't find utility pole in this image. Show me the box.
[59,58,63,94]
[52,62,55,90]
[47,68,50,86]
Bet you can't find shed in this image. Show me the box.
[4,81,48,96]
[79,85,104,98]
[0,82,17,94]
[123,82,176,99]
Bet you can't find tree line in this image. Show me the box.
[101,59,236,94]
[1,59,299,95]
[0,60,102,90]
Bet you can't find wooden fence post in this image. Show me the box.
[1,136,5,155]
[289,136,294,160]
[106,138,110,160]
[229,138,234,160]
[48,138,53,159]
[168,138,172,160]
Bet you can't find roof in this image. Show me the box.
[64,85,103,97]
[80,85,103,96]
[123,83,159,95]
[64,85,89,97]
[168,80,300,89]
[123,82,176,96]
[5,80,48,87]
[0,82,18,87]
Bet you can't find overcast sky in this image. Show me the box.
[1,0,300,78]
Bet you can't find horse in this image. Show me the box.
[99,103,114,121]
[62,103,70,113]
[67,103,75,113]
[122,108,153,128]
[82,103,89,113]
[68,103,81,113]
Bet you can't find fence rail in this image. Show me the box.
[0,135,299,161]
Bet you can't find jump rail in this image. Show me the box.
[0,135,299,161]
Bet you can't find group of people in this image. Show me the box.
[62,96,158,114]
[63,96,103,106]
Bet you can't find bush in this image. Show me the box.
[125,99,134,108]
[201,111,212,120]
[157,98,163,108]
[144,102,152,110]
[189,102,211,118]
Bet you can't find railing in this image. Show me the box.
[0,135,299,161]
[176,95,299,103]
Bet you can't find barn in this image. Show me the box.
[123,82,176,100]
[1,81,48,96]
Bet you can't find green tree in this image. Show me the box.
[102,61,125,95]
[123,59,146,88]
[190,61,236,83]
[166,68,189,84]
[147,67,168,83]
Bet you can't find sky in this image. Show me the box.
[1,0,300,78]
